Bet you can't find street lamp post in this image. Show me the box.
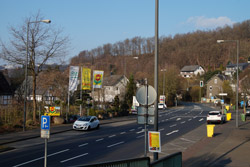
[23,19,51,131]
[217,39,239,128]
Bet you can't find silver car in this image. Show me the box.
[73,116,100,130]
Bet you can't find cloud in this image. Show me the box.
[186,16,235,29]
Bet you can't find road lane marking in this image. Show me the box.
[181,121,186,124]
[176,118,181,121]
[96,138,104,142]
[199,118,204,121]
[170,124,177,128]
[159,128,164,131]
[120,132,126,134]
[107,141,125,148]
[166,130,179,136]
[13,149,69,167]
[109,135,116,138]
[136,130,145,134]
[138,127,143,129]
[129,129,135,131]
[60,153,88,163]
[78,143,88,147]
[188,119,192,121]
[136,135,144,138]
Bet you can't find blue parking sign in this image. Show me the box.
[41,116,50,130]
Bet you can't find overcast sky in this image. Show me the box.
[1,0,250,65]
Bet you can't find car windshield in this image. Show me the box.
[78,116,91,121]
[209,112,220,115]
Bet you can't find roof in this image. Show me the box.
[207,74,228,83]
[0,71,12,95]
[227,63,249,69]
[103,75,127,86]
[180,65,201,72]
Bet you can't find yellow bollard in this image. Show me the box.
[226,113,232,121]
[207,125,215,137]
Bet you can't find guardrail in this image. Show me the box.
[76,152,182,167]
[151,152,182,167]
[76,157,150,167]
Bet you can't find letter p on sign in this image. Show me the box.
[41,116,50,130]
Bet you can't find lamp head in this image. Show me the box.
[217,40,224,43]
[42,20,51,24]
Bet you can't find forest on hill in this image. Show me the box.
[70,19,250,84]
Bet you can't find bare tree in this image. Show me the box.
[0,12,69,122]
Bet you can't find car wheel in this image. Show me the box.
[96,124,100,129]
[87,126,91,131]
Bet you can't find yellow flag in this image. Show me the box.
[82,68,91,90]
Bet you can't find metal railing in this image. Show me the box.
[151,152,182,167]
[75,152,182,167]
[76,157,150,167]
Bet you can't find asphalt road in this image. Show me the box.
[0,103,214,167]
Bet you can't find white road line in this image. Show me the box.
[159,128,164,131]
[188,119,192,121]
[176,118,181,121]
[138,127,143,129]
[96,138,104,142]
[136,135,144,138]
[60,153,88,163]
[166,130,179,136]
[78,143,88,147]
[107,141,125,148]
[181,121,186,124]
[109,135,116,138]
[199,118,204,121]
[129,129,135,131]
[136,130,145,134]
[170,124,177,128]
[120,132,126,134]
[13,149,69,167]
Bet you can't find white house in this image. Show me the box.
[92,75,128,103]
[180,65,205,78]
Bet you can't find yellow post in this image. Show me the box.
[227,113,232,121]
[207,125,215,137]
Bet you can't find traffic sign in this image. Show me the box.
[41,116,50,130]
[136,85,156,105]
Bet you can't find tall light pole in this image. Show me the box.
[23,19,51,131]
[154,0,159,161]
[217,39,239,128]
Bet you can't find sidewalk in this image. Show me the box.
[0,115,136,146]
[182,116,250,167]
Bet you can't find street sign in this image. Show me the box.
[41,116,50,130]
[136,85,156,105]
[41,116,50,139]
[148,131,161,152]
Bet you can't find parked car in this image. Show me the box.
[207,111,226,124]
[158,103,167,110]
[73,116,100,130]
[246,108,250,117]
[68,115,80,123]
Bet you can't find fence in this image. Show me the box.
[76,152,182,167]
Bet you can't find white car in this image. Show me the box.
[158,103,167,110]
[73,116,100,130]
[207,111,226,124]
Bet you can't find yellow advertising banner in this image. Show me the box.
[148,131,161,152]
[82,68,91,90]
[93,70,104,88]
[44,106,60,116]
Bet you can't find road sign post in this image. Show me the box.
[41,115,50,167]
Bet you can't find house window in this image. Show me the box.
[214,79,217,84]
[0,95,12,105]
